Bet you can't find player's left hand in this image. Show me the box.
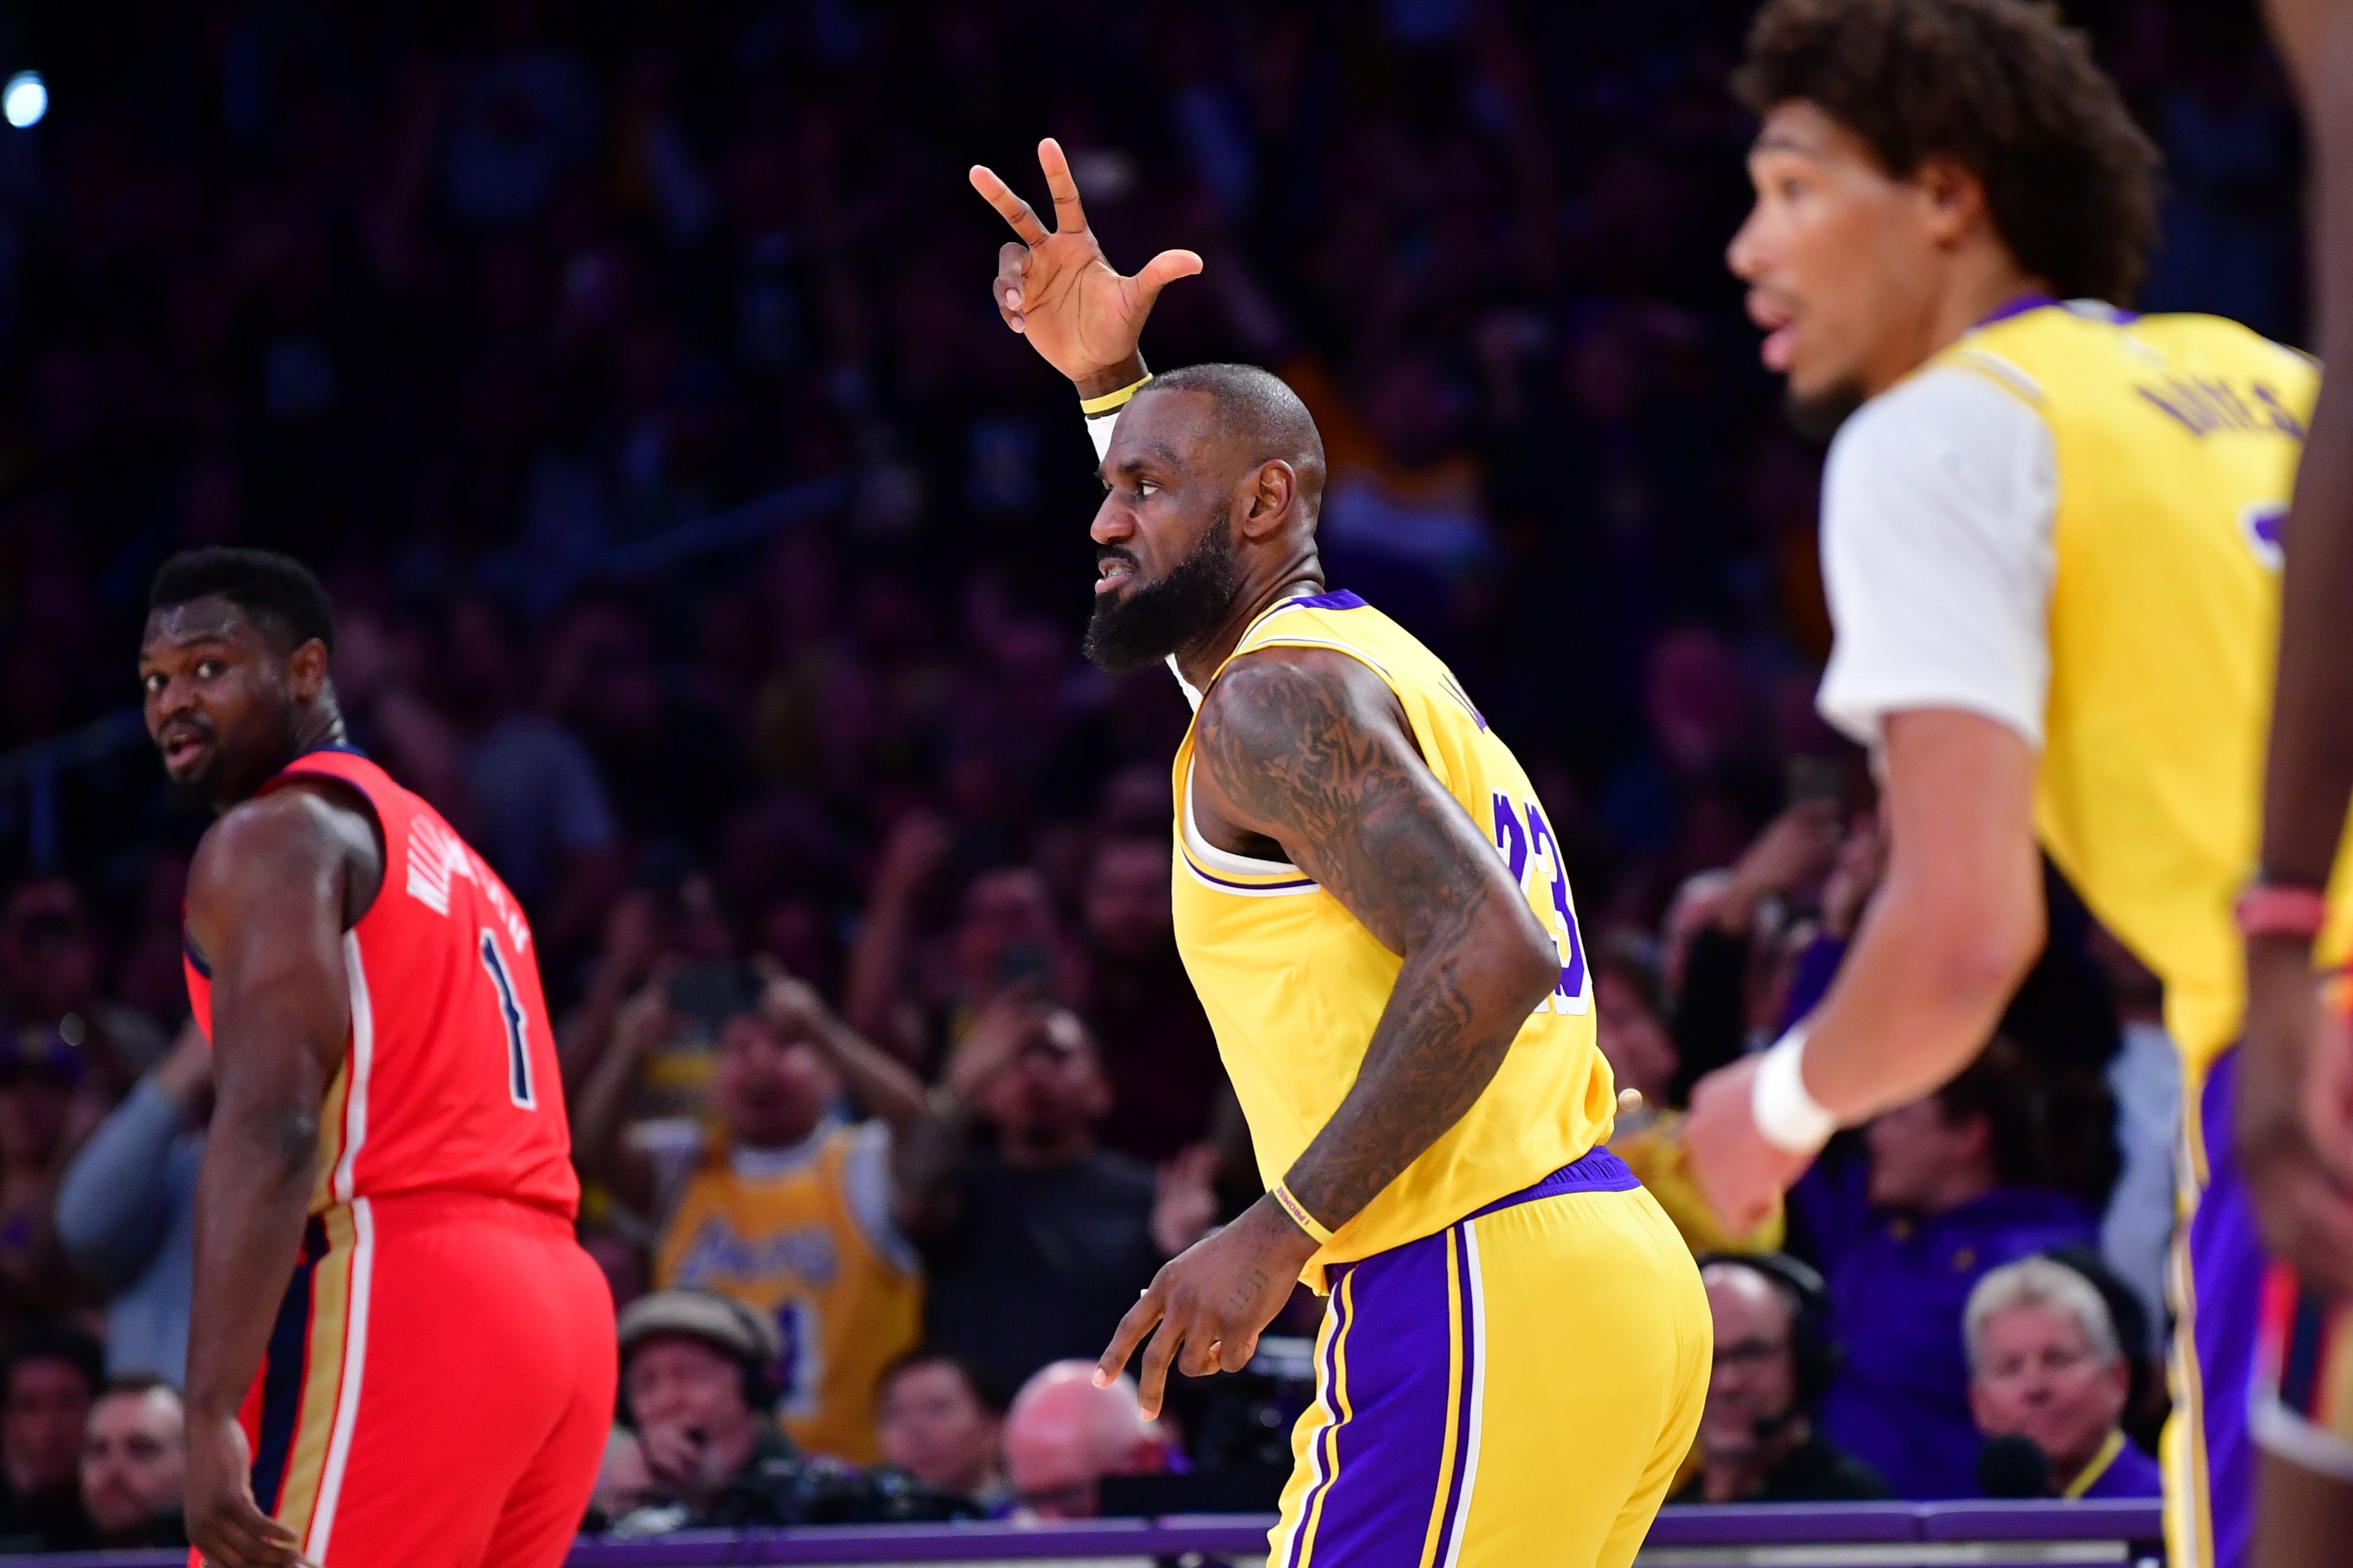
[1099,1193,1318,1420]
[186,1412,305,1568]
[1685,1055,1818,1236]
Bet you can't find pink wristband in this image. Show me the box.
[2237,885,2331,943]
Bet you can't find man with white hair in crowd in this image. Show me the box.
[1966,1256,2162,1499]
[1001,1360,1179,1521]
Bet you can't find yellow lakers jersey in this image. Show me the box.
[654,1123,921,1463]
[1169,591,1618,1288]
[1928,302,2353,1075]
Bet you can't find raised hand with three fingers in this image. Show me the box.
[969,137,1202,397]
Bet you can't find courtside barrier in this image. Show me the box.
[2,1500,2168,1567]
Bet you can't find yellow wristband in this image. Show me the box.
[1271,1181,1334,1245]
[1078,373,1153,418]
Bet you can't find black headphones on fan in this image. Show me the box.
[614,1289,787,1428]
[1696,1251,1841,1411]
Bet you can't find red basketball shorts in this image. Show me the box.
[216,1190,617,1568]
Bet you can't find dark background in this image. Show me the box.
[0,0,2299,1012]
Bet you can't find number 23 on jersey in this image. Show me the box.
[1492,791,1588,1015]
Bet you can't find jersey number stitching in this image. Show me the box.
[478,929,536,1109]
[1490,792,1590,1015]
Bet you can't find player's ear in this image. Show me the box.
[286,638,331,703]
[1239,460,1298,540]
[1914,156,1989,251]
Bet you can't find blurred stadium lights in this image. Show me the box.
[3,71,45,129]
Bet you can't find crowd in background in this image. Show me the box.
[0,0,2305,1549]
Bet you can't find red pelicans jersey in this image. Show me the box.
[184,748,578,1219]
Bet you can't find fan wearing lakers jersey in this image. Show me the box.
[1678,7,2353,1568]
[972,143,1709,1568]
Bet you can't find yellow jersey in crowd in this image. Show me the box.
[654,1121,921,1463]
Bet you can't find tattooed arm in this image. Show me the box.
[1096,649,1558,1415]
[1203,650,1561,1220]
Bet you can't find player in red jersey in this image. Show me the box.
[140,548,615,1568]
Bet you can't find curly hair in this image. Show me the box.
[1734,0,2161,306]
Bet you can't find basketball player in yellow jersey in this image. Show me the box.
[970,142,1710,1566]
[1677,5,2353,1566]
[2239,4,2353,1563]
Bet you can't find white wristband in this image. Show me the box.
[1085,410,1120,462]
[1751,1029,1838,1154]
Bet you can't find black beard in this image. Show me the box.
[1082,510,1240,673]
[1785,380,1866,442]
[165,706,302,815]
[164,764,220,815]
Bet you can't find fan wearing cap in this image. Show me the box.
[571,963,930,1466]
[608,1289,972,1534]
[614,1290,789,1525]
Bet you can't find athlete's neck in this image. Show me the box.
[1861,251,2053,400]
[219,696,354,816]
[291,695,349,758]
[1172,568,1326,690]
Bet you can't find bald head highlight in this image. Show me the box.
[1143,363,1328,524]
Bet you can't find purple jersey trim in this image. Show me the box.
[1178,851,1318,893]
[2188,1046,2259,1568]
[1467,1145,1638,1221]
[1299,1242,1459,1566]
[1429,1226,1478,1563]
[1975,293,2057,328]
[1285,589,1367,611]
[1282,1280,1355,1568]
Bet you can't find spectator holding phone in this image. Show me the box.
[572,961,929,1463]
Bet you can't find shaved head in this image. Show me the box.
[1078,364,1327,677]
[1142,363,1328,523]
[1085,362,1332,678]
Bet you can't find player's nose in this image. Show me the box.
[1089,496,1134,547]
[1725,212,1763,282]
